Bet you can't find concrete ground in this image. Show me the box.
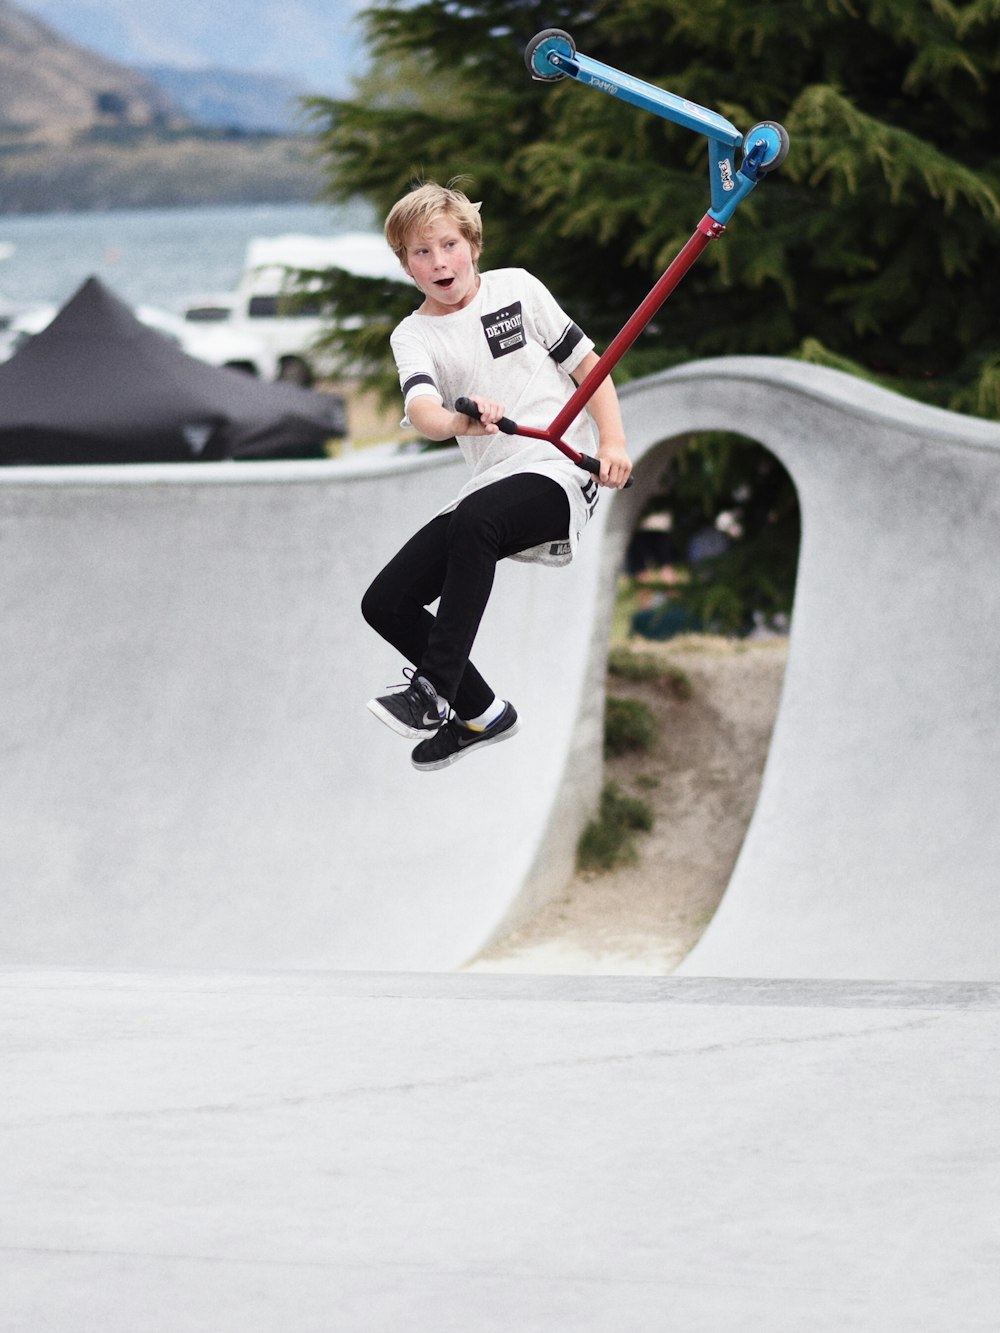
[4,970,999,1332]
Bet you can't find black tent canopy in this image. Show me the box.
[0,277,346,464]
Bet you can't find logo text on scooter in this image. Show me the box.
[587,76,619,95]
[718,159,735,191]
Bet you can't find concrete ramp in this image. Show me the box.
[618,360,1000,981]
[2,357,999,979]
[0,449,604,972]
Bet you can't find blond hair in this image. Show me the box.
[384,181,483,263]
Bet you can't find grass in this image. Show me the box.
[576,782,655,873]
[607,645,693,699]
[575,637,697,873]
[604,697,658,758]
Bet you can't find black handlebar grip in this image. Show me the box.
[454,396,633,488]
[454,396,519,435]
[577,452,634,489]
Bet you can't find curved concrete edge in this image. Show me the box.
[0,444,452,488]
[642,355,1000,452]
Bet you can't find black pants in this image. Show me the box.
[361,473,570,719]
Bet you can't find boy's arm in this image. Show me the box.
[407,394,506,441]
[572,351,632,489]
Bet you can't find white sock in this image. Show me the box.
[461,697,505,731]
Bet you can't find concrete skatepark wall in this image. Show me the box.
[0,446,605,972]
[1,357,998,979]
[624,361,1000,981]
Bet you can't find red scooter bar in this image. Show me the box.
[454,396,634,489]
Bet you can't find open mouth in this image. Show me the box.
[434,277,455,289]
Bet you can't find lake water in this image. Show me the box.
[0,199,378,313]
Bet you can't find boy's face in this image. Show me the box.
[403,214,481,315]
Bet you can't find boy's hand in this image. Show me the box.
[456,396,506,436]
[597,437,632,489]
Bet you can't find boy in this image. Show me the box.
[362,180,631,771]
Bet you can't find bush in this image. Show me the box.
[608,646,693,698]
[577,783,654,873]
[604,696,658,758]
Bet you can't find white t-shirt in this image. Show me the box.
[390,267,601,566]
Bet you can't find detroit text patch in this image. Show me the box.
[482,302,525,359]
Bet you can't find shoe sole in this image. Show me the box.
[411,718,520,771]
[366,698,440,740]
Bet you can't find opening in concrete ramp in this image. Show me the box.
[619,360,1000,981]
[1,358,998,980]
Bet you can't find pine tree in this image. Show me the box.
[303,0,1000,630]
[306,0,1000,412]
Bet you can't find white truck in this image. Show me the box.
[184,231,408,386]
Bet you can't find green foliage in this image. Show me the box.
[604,696,659,757]
[625,431,800,636]
[669,433,801,634]
[300,0,999,623]
[303,0,1000,415]
[577,781,655,873]
[607,646,693,697]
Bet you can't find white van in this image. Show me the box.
[186,231,408,386]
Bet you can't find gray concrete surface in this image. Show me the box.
[638,361,1000,980]
[2,357,999,978]
[0,447,604,972]
[3,360,1000,1329]
[4,970,1000,1332]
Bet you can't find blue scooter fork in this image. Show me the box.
[526,29,788,223]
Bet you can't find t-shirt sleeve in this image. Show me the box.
[390,321,444,425]
[522,270,594,375]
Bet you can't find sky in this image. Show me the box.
[12,0,367,95]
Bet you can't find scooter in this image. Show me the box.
[458,30,789,489]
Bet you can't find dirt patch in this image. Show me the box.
[466,635,789,974]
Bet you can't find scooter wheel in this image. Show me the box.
[524,28,576,82]
[742,120,790,175]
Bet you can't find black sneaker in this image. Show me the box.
[367,670,448,739]
[411,702,519,771]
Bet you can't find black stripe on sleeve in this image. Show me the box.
[548,321,586,365]
[402,372,438,398]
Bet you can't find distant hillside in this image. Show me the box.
[0,132,325,214]
[7,0,361,98]
[0,0,324,212]
[0,0,179,140]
